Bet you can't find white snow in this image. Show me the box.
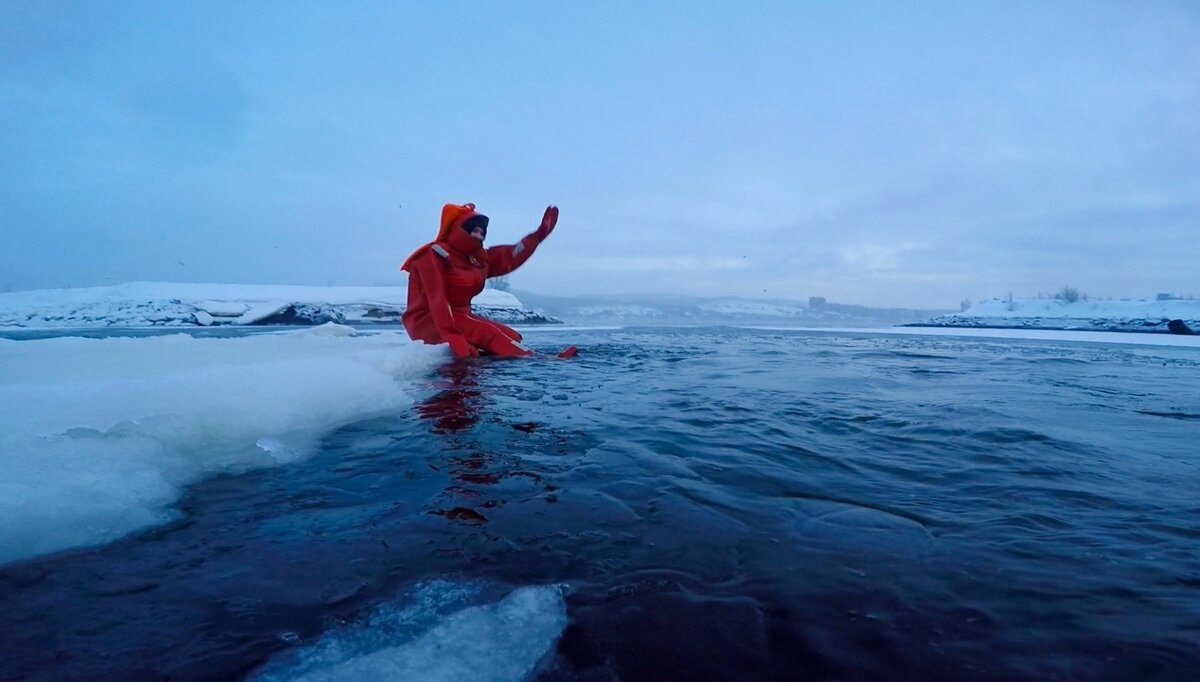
[922,297,1200,335]
[745,326,1200,347]
[572,304,665,317]
[232,300,291,325]
[698,300,806,316]
[0,325,446,565]
[0,281,524,328]
[196,299,254,316]
[250,581,567,682]
[959,297,1200,320]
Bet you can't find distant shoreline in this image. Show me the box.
[902,321,1195,336]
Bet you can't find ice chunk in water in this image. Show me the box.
[251,582,568,682]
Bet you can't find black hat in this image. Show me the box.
[461,214,489,237]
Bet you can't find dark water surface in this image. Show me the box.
[3,327,1199,681]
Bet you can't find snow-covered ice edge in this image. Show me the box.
[0,324,446,566]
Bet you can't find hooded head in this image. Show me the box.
[402,202,487,272]
[437,202,488,241]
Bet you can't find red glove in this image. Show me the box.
[534,205,558,242]
[447,335,479,358]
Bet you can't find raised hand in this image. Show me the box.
[534,205,559,241]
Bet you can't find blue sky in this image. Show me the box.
[2,1,1197,307]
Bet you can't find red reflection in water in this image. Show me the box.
[415,361,558,525]
[415,362,480,434]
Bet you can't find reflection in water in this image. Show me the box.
[414,361,557,526]
[415,361,481,434]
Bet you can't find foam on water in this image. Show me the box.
[0,325,445,565]
[251,581,568,682]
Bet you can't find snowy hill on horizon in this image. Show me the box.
[0,281,559,328]
[919,296,1200,335]
[512,290,948,327]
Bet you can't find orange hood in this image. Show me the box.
[436,202,479,242]
[400,202,480,272]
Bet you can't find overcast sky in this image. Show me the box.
[2,1,1197,307]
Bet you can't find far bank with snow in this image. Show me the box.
[0,282,561,329]
[914,298,1199,335]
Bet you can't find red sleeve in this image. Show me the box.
[486,232,542,278]
[410,248,465,344]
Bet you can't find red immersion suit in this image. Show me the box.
[400,203,550,358]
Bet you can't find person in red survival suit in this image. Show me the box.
[400,202,558,358]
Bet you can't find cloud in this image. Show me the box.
[545,254,750,275]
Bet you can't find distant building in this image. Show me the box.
[809,296,826,309]
[1156,293,1177,301]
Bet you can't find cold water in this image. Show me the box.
[2,327,1198,681]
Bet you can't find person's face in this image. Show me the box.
[469,226,486,241]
